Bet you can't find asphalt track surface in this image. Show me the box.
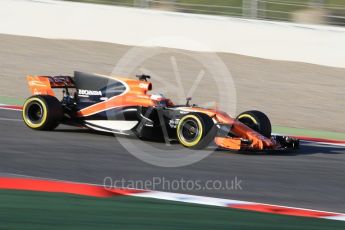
[1,109,344,213]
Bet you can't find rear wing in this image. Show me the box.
[26,75,75,96]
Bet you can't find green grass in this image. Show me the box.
[62,0,345,23]
[0,96,24,106]
[0,190,344,230]
[273,126,345,141]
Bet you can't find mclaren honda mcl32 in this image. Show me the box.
[22,71,299,151]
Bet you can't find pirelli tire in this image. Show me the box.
[176,113,217,149]
[236,110,272,138]
[22,95,63,131]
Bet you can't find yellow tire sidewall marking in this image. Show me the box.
[238,114,258,125]
[23,97,48,128]
[177,114,204,147]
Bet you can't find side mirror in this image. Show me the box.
[136,74,151,81]
[186,97,192,106]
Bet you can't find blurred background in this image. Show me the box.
[64,0,345,26]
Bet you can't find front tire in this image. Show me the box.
[236,110,271,138]
[176,113,217,149]
[22,95,63,130]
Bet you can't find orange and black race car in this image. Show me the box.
[22,71,299,151]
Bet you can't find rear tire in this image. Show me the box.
[22,95,63,130]
[176,113,217,149]
[236,110,271,138]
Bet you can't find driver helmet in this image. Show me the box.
[150,93,167,106]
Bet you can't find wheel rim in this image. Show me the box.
[180,119,200,142]
[26,102,44,124]
[23,98,48,128]
[177,115,205,148]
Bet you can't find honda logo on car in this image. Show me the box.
[78,89,102,96]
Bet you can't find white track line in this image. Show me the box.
[0,117,21,122]
[302,140,345,147]
[0,107,22,111]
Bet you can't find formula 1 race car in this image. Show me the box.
[22,71,299,151]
